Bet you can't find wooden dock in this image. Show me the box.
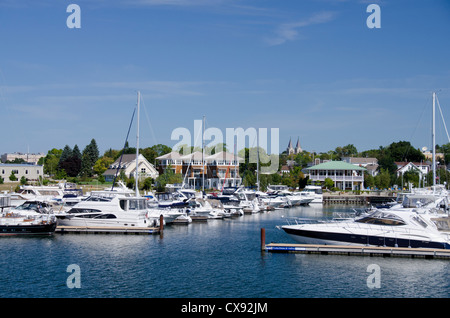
[264,243,450,259]
[323,195,394,205]
[56,225,161,235]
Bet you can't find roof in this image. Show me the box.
[206,151,243,162]
[306,161,366,171]
[342,157,378,164]
[180,151,204,161]
[0,163,43,167]
[155,151,182,160]
[111,154,145,164]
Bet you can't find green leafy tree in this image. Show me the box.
[9,171,17,181]
[58,144,82,177]
[93,156,114,176]
[375,168,391,189]
[80,139,99,178]
[20,176,28,185]
[141,177,153,191]
[155,164,182,191]
[324,177,334,189]
[43,148,63,176]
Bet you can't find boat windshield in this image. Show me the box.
[15,201,48,212]
[85,195,113,202]
[356,211,406,226]
[402,195,436,208]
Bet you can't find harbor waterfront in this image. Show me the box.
[0,204,449,299]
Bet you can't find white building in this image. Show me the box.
[395,162,430,177]
[0,164,44,182]
[306,160,366,190]
[102,154,159,182]
[1,152,45,164]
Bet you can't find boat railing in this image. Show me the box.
[316,219,440,240]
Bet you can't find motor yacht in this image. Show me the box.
[299,185,323,204]
[282,191,450,249]
[56,192,159,227]
[0,200,57,236]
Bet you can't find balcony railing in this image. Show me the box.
[309,175,364,182]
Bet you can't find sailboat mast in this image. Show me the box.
[432,91,436,190]
[202,115,205,194]
[256,131,260,192]
[136,91,140,197]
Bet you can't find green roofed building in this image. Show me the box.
[306,161,366,191]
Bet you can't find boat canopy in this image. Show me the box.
[356,211,406,226]
[402,195,440,209]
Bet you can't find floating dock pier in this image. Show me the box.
[56,225,161,235]
[323,195,394,205]
[260,229,450,260]
[264,243,450,259]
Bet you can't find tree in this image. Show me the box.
[364,172,375,189]
[58,144,82,177]
[335,144,357,158]
[324,177,334,190]
[72,144,82,175]
[43,148,63,176]
[374,168,391,189]
[58,145,73,171]
[9,171,17,181]
[155,165,182,191]
[141,177,153,191]
[93,156,114,176]
[20,176,28,185]
[80,139,99,178]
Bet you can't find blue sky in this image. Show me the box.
[1,0,450,156]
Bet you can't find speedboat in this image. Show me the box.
[282,192,450,249]
[0,200,57,236]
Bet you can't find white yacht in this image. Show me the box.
[1,200,57,236]
[56,192,159,227]
[299,185,323,204]
[283,186,450,249]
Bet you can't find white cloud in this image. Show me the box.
[265,11,337,46]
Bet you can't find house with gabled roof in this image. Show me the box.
[103,154,159,182]
[395,161,430,177]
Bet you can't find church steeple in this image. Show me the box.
[287,138,295,155]
[287,137,302,155]
[295,137,302,154]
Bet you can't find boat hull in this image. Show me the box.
[0,222,57,236]
[282,226,450,250]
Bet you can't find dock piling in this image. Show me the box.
[261,228,265,252]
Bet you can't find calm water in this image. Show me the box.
[0,205,449,299]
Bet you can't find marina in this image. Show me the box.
[0,203,449,299]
